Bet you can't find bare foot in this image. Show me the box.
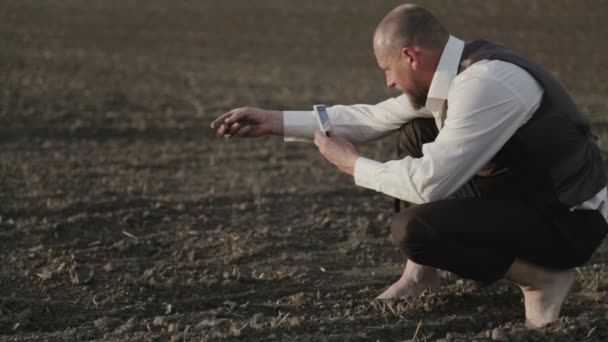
[519,271,574,329]
[376,261,440,299]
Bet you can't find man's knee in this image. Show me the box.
[390,209,436,254]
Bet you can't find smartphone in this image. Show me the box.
[313,104,332,137]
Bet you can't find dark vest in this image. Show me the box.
[459,40,606,208]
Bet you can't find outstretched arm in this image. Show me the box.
[210,94,431,143]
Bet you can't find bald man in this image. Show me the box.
[211,4,608,328]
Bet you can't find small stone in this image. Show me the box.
[197,319,212,329]
[167,323,179,333]
[116,317,137,334]
[94,317,120,329]
[103,262,114,272]
[446,332,463,340]
[37,268,54,281]
[69,264,94,285]
[170,333,183,342]
[223,301,237,309]
[289,292,306,306]
[152,316,166,326]
[492,328,509,341]
[143,268,155,278]
[187,250,197,262]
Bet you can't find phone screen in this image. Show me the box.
[316,106,331,134]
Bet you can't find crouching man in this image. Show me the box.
[210,4,608,328]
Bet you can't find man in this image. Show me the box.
[210,4,608,329]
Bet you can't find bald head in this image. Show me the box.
[374,4,449,55]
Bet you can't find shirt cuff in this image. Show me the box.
[283,111,317,142]
[354,157,383,190]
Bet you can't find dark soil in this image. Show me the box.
[1,1,608,341]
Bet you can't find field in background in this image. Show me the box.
[1,1,608,341]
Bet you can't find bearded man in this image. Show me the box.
[210,4,608,328]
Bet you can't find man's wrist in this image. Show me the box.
[268,110,284,136]
[345,154,359,176]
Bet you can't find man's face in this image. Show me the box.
[374,41,428,109]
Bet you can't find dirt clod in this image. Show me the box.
[69,264,94,285]
[152,316,166,327]
[115,317,137,334]
[492,328,509,341]
[102,262,114,272]
[167,323,179,333]
[170,333,184,342]
[93,317,120,329]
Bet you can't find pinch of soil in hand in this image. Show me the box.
[69,264,94,285]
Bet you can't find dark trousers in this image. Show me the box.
[392,119,608,285]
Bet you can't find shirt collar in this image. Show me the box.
[425,35,465,114]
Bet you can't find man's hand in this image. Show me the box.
[313,131,359,176]
[210,107,283,138]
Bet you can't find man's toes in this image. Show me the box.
[376,285,398,299]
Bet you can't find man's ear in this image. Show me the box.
[401,47,418,69]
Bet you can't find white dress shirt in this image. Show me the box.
[283,35,608,221]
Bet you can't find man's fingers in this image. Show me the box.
[210,111,234,129]
[211,107,247,129]
[313,130,321,147]
[227,122,242,135]
[314,130,329,146]
[314,130,333,154]
[225,109,248,125]
[232,125,252,138]
[225,113,239,124]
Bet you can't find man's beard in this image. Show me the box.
[405,89,428,110]
[403,77,429,110]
